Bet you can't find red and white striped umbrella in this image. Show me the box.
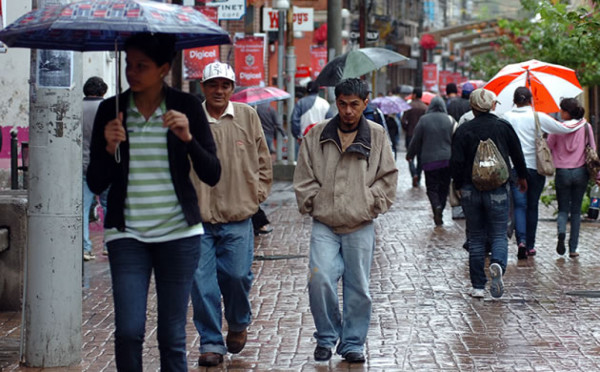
[230,86,290,106]
[484,59,582,114]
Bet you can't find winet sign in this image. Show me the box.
[262,7,314,32]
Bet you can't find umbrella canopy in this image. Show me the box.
[371,96,411,115]
[315,47,409,87]
[484,59,582,115]
[230,86,291,106]
[0,0,230,51]
[406,91,437,105]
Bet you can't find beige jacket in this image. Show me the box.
[192,102,272,224]
[293,116,398,233]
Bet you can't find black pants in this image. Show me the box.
[252,207,270,232]
[424,166,452,212]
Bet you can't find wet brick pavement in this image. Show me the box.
[2,147,600,371]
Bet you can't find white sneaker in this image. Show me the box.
[489,263,504,298]
[83,252,96,261]
[471,288,485,298]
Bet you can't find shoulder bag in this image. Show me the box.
[584,123,600,179]
[534,111,555,177]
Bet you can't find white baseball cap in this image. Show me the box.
[202,61,236,83]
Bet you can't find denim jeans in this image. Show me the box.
[83,176,107,254]
[308,220,375,356]
[511,168,546,249]
[555,166,589,252]
[460,184,509,289]
[424,166,452,212]
[405,135,422,179]
[107,236,201,372]
[190,219,254,355]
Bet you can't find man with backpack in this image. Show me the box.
[450,88,528,299]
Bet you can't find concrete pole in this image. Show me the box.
[285,2,296,163]
[275,9,286,163]
[24,0,83,367]
[327,0,342,58]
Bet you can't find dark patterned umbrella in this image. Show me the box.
[0,0,230,51]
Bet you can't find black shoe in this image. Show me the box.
[557,233,566,255]
[517,242,527,260]
[433,207,443,226]
[314,345,332,361]
[343,351,366,363]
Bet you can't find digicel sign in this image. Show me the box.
[262,7,314,32]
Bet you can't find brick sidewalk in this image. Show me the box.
[3,149,600,371]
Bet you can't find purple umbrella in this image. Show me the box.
[371,96,411,115]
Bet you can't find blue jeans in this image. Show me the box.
[83,176,107,254]
[190,219,254,355]
[460,184,509,289]
[107,236,201,372]
[555,166,589,252]
[405,135,422,179]
[511,168,546,249]
[308,220,375,356]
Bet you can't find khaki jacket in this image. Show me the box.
[293,115,398,233]
[193,102,272,224]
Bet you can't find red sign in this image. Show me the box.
[451,72,462,85]
[234,36,265,87]
[422,63,438,92]
[183,6,219,80]
[296,65,311,78]
[439,70,452,92]
[310,45,328,79]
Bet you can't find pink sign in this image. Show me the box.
[310,46,328,79]
[422,63,438,92]
[234,36,265,87]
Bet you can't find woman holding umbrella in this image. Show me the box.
[547,98,595,258]
[501,87,583,260]
[87,33,221,371]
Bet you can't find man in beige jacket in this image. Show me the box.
[190,62,272,367]
[293,78,397,363]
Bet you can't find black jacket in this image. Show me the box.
[450,112,527,190]
[87,86,221,231]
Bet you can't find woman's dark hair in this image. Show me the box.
[83,76,107,97]
[513,86,533,105]
[560,98,585,120]
[124,33,177,67]
[334,78,370,100]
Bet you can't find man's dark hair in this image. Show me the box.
[83,76,107,97]
[124,33,177,67]
[306,80,320,94]
[412,87,423,99]
[446,83,458,95]
[334,78,370,100]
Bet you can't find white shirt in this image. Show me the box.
[501,106,582,170]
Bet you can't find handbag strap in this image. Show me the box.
[585,123,591,147]
[533,111,542,138]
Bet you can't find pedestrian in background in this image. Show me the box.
[82,76,107,261]
[501,87,584,259]
[450,88,528,299]
[293,78,397,363]
[87,33,221,371]
[447,82,474,122]
[190,61,272,367]
[547,98,594,258]
[291,80,330,155]
[402,87,427,187]
[407,96,456,226]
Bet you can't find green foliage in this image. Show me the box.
[470,0,600,86]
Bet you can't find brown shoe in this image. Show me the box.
[226,329,247,354]
[198,352,223,367]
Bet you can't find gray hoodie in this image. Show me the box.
[406,96,456,166]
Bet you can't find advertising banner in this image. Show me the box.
[183,6,219,80]
[310,45,328,79]
[423,63,438,92]
[234,35,265,87]
[439,70,452,92]
[262,7,314,32]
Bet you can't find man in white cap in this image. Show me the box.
[450,88,527,300]
[190,61,273,366]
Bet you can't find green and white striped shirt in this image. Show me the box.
[105,96,204,243]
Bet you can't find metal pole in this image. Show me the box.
[24,1,82,367]
[10,131,18,190]
[327,0,342,57]
[285,1,296,163]
[276,9,286,163]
